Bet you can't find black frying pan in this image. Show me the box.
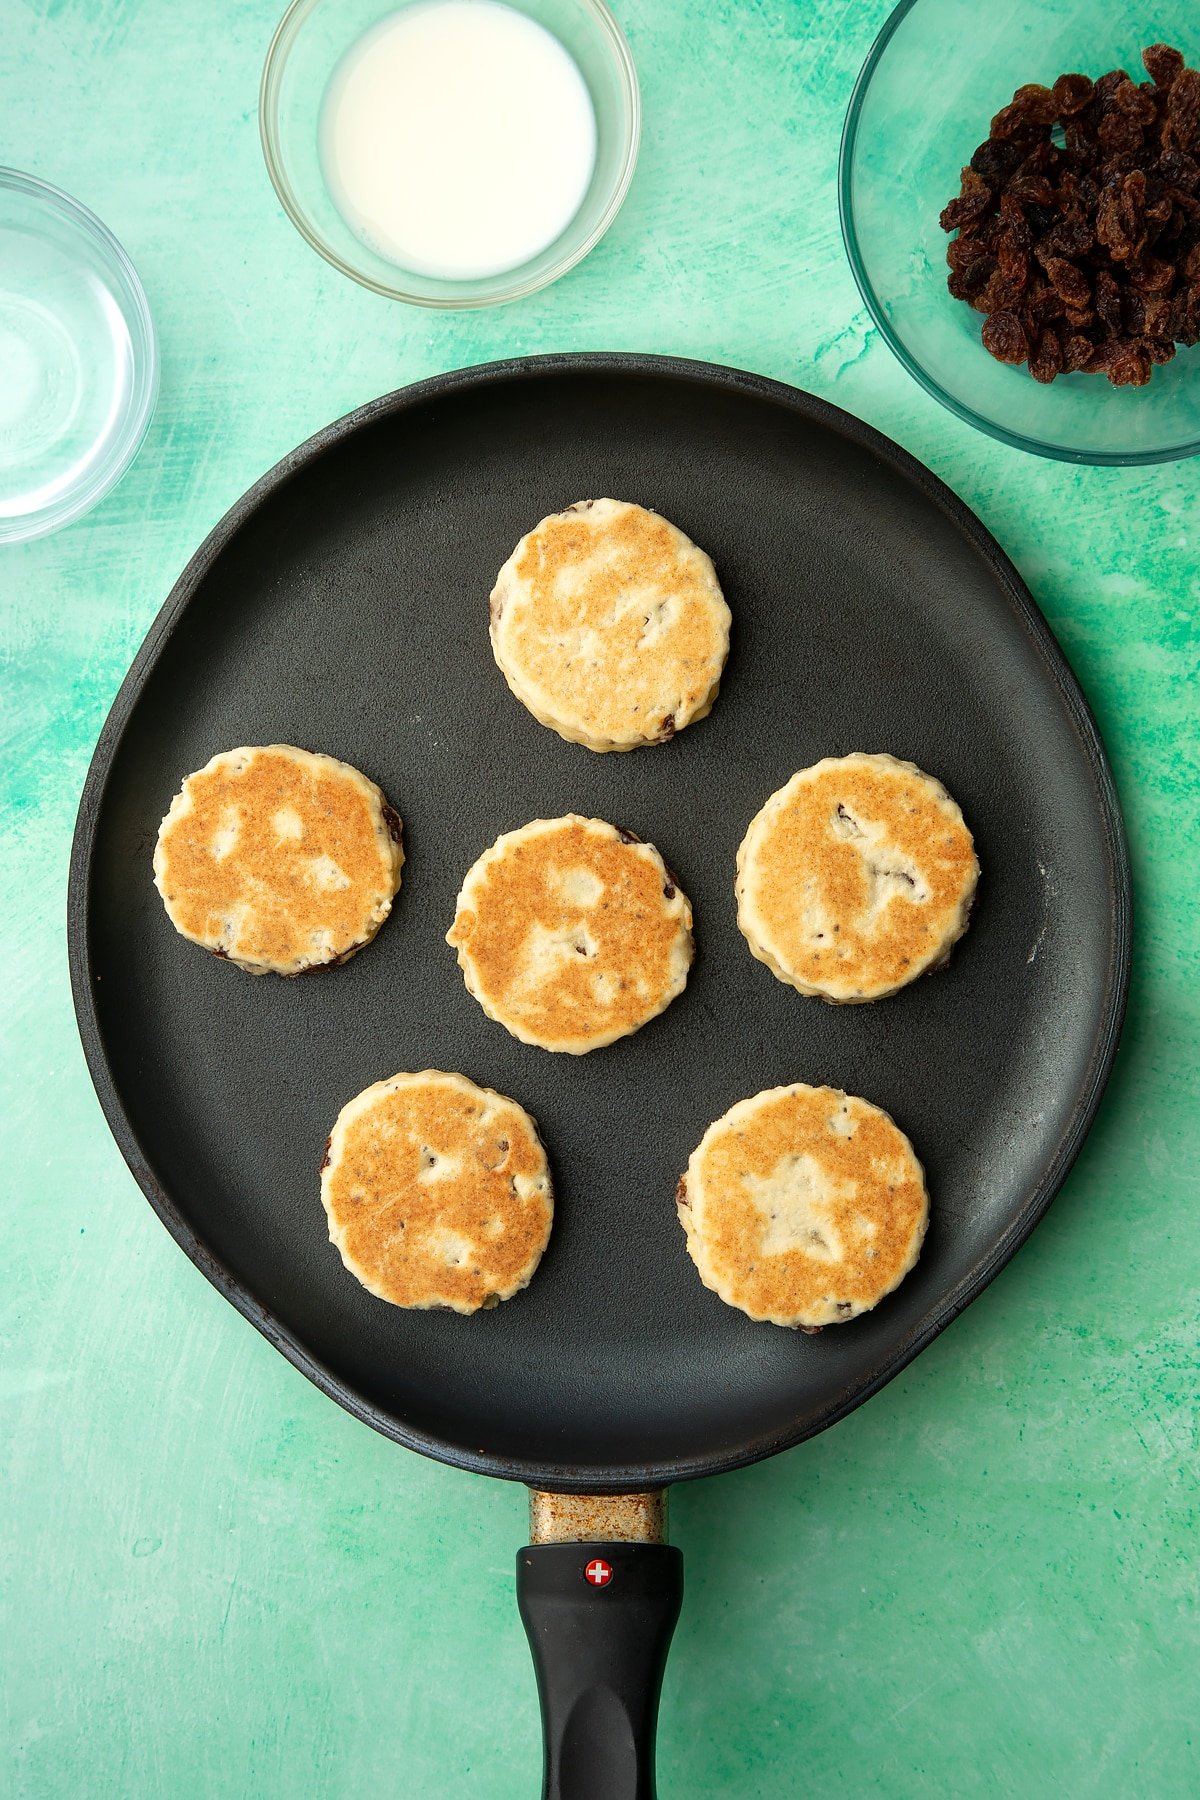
[69,355,1130,1798]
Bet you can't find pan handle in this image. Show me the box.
[517,1491,682,1800]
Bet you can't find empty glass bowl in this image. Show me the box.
[0,170,158,543]
[260,0,640,307]
[840,0,1200,463]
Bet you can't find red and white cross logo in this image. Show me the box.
[584,1558,613,1588]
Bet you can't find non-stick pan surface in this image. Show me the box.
[69,355,1129,1493]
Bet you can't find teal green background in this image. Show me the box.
[3,1,1198,1794]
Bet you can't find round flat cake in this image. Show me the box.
[677,1082,929,1329]
[446,815,694,1053]
[320,1070,553,1314]
[153,744,403,975]
[736,752,979,1003]
[488,498,731,751]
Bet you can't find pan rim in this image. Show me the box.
[67,352,1132,1495]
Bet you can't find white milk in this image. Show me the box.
[320,1,598,280]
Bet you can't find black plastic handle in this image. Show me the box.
[516,1541,684,1800]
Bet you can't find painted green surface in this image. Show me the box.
[2,0,1197,1794]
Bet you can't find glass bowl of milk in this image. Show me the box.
[260,0,639,306]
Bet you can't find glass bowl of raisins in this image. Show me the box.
[840,0,1200,463]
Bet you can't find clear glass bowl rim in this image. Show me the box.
[258,0,642,308]
[0,166,159,543]
[837,0,1200,467]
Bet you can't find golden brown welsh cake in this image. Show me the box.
[489,498,731,751]
[153,745,403,975]
[446,815,694,1053]
[736,753,978,1003]
[320,1071,553,1313]
[677,1083,929,1329]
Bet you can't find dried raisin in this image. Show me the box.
[1107,344,1153,385]
[981,310,1028,364]
[1038,254,1091,307]
[1113,79,1158,126]
[1140,294,1173,337]
[1063,334,1095,371]
[1095,268,1123,331]
[1159,148,1200,189]
[1052,72,1095,115]
[997,241,1030,288]
[1098,110,1145,157]
[1009,175,1055,206]
[1131,255,1175,293]
[970,139,1026,184]
[939,170,993,232]
[1143,44,1185,90]
[1029,286,1067,324]
[1029,328,1064,382]
[1040,214,1095,258]
[1012,83,1059,124]
[1167,69,1200,149]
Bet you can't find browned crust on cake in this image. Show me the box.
[678,1083,928,1328]
[153,745,403,975]
[488,499,731,752]
[321,1071,553,1313]
[736,754,978,1003]
[447,816,694,1053]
